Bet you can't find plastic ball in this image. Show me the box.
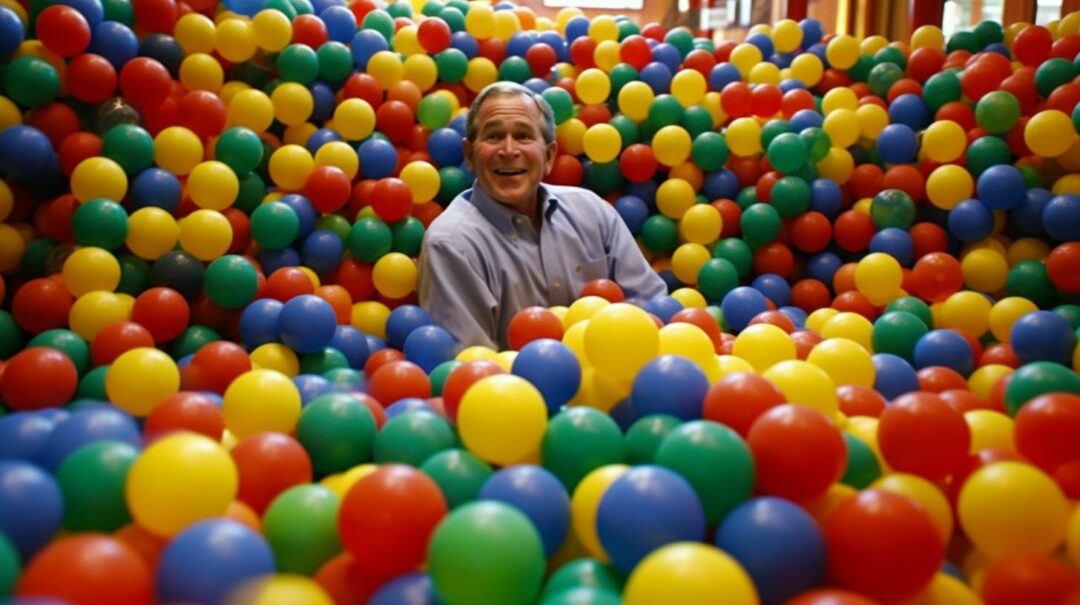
[156,519,275,604]
[1025,109,1076,157]
[458,374,547,466]
[623,542,758,605]
[15,534,152,605]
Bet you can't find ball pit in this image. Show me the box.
[0,0,1079,602]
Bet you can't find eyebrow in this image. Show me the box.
[479,118,539,135]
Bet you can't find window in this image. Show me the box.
[942,0,1005,37]
[542,0,643,8]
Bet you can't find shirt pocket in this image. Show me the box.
[575,258,609,281]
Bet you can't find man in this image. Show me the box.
[418,82,667,350]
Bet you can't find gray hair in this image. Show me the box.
[465,82,556,145]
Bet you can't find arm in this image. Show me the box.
[598,198,668,299]
[418,237,501,350]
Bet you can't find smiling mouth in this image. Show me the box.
[493,168,527,176]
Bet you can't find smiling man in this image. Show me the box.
[417,82,666,350]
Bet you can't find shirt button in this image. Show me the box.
[554,281,561,288]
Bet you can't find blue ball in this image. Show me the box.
[721,286,769,332]
[913,329,974,376]
[642,295,683,324]
[427,127,465,167]
[358,137,398,178]
[1042,194,1080,242]
[321,6,356,43]
[385,397,435,418]
[805,251,842,285]
[403,325,459,373]
[0,7,25,56]
[615,195,649,235]
[869,227,915,266]
[385,305,433,349]
[239,298,283,348]
[257,247,301,276]
[876,124,918,164]
[790,110,824,132]
[329,325,370,369]
[770,53,794,69]
[778,305,808,329]
[625,180,658,211]
[222,0,264,15]
[0,461,64,560]
[977,164,1026,210]
[538,32,568,61]
[310,81,336,122]
[800,18,824,46]
[984,42,1011,57]
[293,374,334,405]
[630,355,709,421]
[651,43,682,72]
[746,33,775,58]
[715,497,826,605]
[156,519,276,605]
[888,93,930,130]
[351,29,389,67]
[505,31,536,57]
[809,178,842,218]
[139,33,184,77]
[366,334,388,354]
[478,465,570,557]
[807,42,830,67]
[0,412,57,462]
[0,126,55,181]
[300,229,345,274]
[1011,310,1076,365]
[872,353,920,401]
[131,167,182,211]
[278,193,318,239]
[1011,187,1052,235]
[596,465,706,573]
[778,77,806,92]
[511,339,582,415]
[370,573,441,605]
[564,15,589,42]
[948,199,994,243]
[608,399,636,431]
[449,31,478,59]
[708,62,741,92]
[640,62,673,94]
[306,128,344,154]
[38,405,141,472]
[751,273,791,307]
[704,168,740,201]
[279,294,338,354]
[88,21,139,69]
[57,0,104,27]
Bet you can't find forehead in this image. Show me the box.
[474,95,543,130]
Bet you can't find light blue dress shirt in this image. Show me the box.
[418,181,667,350]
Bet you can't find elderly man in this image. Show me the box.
[418,82,666,350]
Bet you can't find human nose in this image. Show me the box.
[496,134,519,155]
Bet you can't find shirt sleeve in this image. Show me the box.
[417,237,500,350]
[597,197,668,300]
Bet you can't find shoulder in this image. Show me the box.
[546,184,616,218]
[424,196,484,247]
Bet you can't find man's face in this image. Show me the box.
[463,94,557,213]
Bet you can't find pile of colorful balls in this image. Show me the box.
[0,0,1079,603]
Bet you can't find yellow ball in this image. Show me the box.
[805,308,840,333]
[332,98,375,141]
[582,124,622,164]
[670,287,707,310]
[0,223,25,273]
[823,109,859,148]
[556,118,587,156]
[826,35,860,70]
[180,52,224,92]
[271,82,313,126]
[816,147,854,184]
[988,296,1039,342]
[872,473,953,545]
[126,207,179,260]
[1025,109,1077,157]
[252,9,292,52]
[588,14,619,42]
[789,53,823,87]
[249,343,299,376]
[372,252,417,299]
[106,347,180,416]
[860,35,889,55]
[658,322,715,371]
[748,62,781,87]
[350,301,390,341]
[367,50,404,90]
[771,19,803,53]
[593,40,620,74]
[617,81,655,123]
[125,432,238,536]
[62,246,120,297]
[393,25,424,57]
[820,312,874,352]
[215,18,256,63]
[564,295,610,329]
[269,144,314,191]
[855,252,903,306]
[729,43,762,78]
[464,3,494,38]
[652,125,693,167]
[762,360,839,417]
[959,247,1007,293]
[403,54,438,91]
[399,160,440,203]
[968,364,1012,403]
[624,543,759,605]
[224,369,301,439]
[958,462,1069,558]
[964,409,1016,454]
[229,89,274,132]
[584,303,659,382]
[571,465,628,562]
[726,118,762,157]
[854,104,889,140]
[187,161,239,210]
[0,180,12,222]
[671,69,707,107]
[733,323,796,373]
[656,178,695,219]
[68,291,129,340]
[314,141,359,179]
[670,243,710,286]
[926,164,974,210]
[678,203,722,245]
[911,25,945,49]
[463,57,498,93]
[154,126,204,177]
[458,374,548,465]
[821,87,858,114]
[175,13,217,54]
[940,290,991,338]
[71,157,127,203]
[179,209,232,261]
[807,337,875,387]
[922,120,967,163]
[576,68,611,106]
[225,575,334,605]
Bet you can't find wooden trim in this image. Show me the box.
[787,0,809,20]
[1063,0,1079,17]
[1003,0,1035,24]
[910,0,943,31]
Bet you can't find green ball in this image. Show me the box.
[429,501,546,605]
[117,254,151,296]
[204,255,259,309]
[540,587,622,605]
[946,30,980,54]
[884,296,933,329]
[692,132,728,172]
[735,186,758,210]
[654,420,754,524]
[697,258,740,302]
[28,329,90,376]
[102,0,134,24]
[296,393,377,477]
[251,201,300,250]
[973,20,1004,46]
[498,56,532,84]
[235,172,267,213]
[840,433,881,489]
[277,44,320,84]
[440,6,465,31]
[57,441,138,532]
[435,48,468,83]
[664,28,694,58]
[609,115,639,148]
[800,127,831,163]
[420,0,442,16]
[374,410,457,467]
[617,18,639,40]
[713,237,753,278]
[73,199,129,250]
[391,216,425,257]
[923,70,961,111]
[386,0,412,18]
[609,64,638,97]
[870,189,916,229]
[314,214,350,243]
[262,485,342,575]
[0,532,20,597]
[323,367,366,392]
[640,215,678,253]
[867,62,903,98]
[170,325,221,359]
[1007,261,1057,308]
[418,94,452,130]
[76,365,109,400]
[348,216,393,262]
[740,203,781,247]
[420,448,493,509]
[430,360,463,397]
[624,414,681,465]
[1053,304,1080,331]
[1004,361,1080,416]
[584,160,622,196]
[974,91,1020,135]
[263,0,295,18]
[3,57,59,108]
[301,347,349,374]
[965,136,1012,176]
[541,558,624,600]
[871,311,929,362]
[873,45,907,70]
[681,106,713,139]
[846,55,874,83]
[760,119,792,151]
[1016,163,1045,189]
[766,132,808,175]
[770,176,811,218]
[361,9,395,42]
[21,237,56,278]
[317,41,353,83]
[437,166,471,205]
[101,124,155,175]
[541,407,625,492]
[648,95,684,129]
[542,87,574,125]
[1034,58,1077,99]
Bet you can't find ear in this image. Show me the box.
[542,141,557,176]
[462,137,474,172]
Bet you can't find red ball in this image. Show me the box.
[441,360,505,421]
[338,465,448,578]
[525,43,558,78]
[144,391,226,442]
[910,251,963,303]
[669,308,722,352]
[577,104,612,128]
[375,100,415,144]
[909,221,947,258]
[939,388,990,413]
[878,391,971,481]
[549,154,584,186]
[304,166,352,213]
[292,13,329,48]
[785,589,881,605]
[750,84,783,118]
[476,36,506,65]
[343,73,383,109]
[35,5,92,57]
[791,279,831,313]
[16,535,152,605]
[619,144,658,183]
[702,372,785,437]
[119,57,172,109]
[12,277,74,334]
[916,365,968,393]
[506,307,564,351]
[334,258,376,302]
[59,131,104,176]
[833,210,875,253]
[131,287,190,343]
[1047,242,1080,293]
[907,47,945,83]
[264,267,317,302]
[191,341,252,394]
[980,342,1021,369]
[363,348,405,378]
[848,164,884,200]
[367,360,430,406]
[980,554,1080,605]
[752,242,795,278]
[619,35,653,70]
[1014,393,1080,478]
[780,88,815,119]
[230,432,312,515]
[416,16,451,53]
[720,82,752,118]
[747,404,847,502]
[369,177,413,222]
[569,37,597,69]
[935,101,976,131]
[133,0,177,33]
[790,211,832,253]
[177,90,227,140]
[1013,25,1053,66]
[0,347,78,411]
[90,321,156,367]
[836,384,886,417]
[824,489,943,602]
[747,310,795,333]
[790,328,823,360]
[579,279,624,303]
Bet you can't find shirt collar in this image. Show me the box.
[466,181,561,236]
